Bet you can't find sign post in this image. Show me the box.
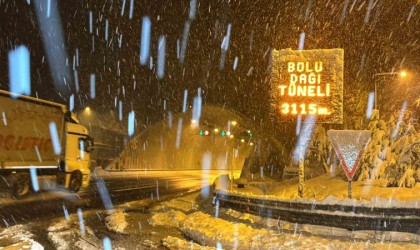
[270,48,344,197]
[298,146,305,197]
[327,130,371,199]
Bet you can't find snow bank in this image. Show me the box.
[224,208,420,242]
[213,174,231,190]
[180,211,286,249]
[162,236,215,250]
[115,199,153,211]
[151,210,187,228]
[150,192,200,213]
[49,230,98,250]
[48,216,99,250]
[48,230,72,250]
[151,199,198,213]
[178,212,420,249]
[1,240,43,249]
[217,173,420,209]
[151,208,420,248]
[0,225,43,249]
[105,209,128,234]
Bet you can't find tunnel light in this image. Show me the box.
[84,107,91,115]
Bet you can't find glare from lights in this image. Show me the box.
[85,107,91,115]
[226,131,231,136]
[204,130,210,136]
[400,71,407,78]
[249,142,254,146]
[230,121,237,126]
[229,134,234,138]
[214,128,219,133]
[240,138,245,143]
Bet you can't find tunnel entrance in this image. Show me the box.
[108,106,286,177]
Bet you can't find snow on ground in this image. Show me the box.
[223,208,420,242]
[47,213,101,250]
[147,191,420,249]
[105,209,128,234]
[152,209,420,249]
[162,236,215,249]
[220,173,420,208]
[0,225,43,249]
[150,191,200,212]
[151,195,199,213]
[268,174,420,201]
[150,192,199,227]
[151,210,188,228]
[114,199,154,211]
[181,211,286,249]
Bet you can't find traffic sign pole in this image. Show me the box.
[298,158,304,197]
[298,145,305,198]
[348,181,352,199]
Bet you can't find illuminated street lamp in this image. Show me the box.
[85,107,91,115]
[230,120,237,126]
[373,70,408,110]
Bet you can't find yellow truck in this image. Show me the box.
[0,90,93,197]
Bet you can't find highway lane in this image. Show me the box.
[0,168,240,225]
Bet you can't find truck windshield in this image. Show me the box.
[79,137,94,153]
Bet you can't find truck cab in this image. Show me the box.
[62,122,94,192]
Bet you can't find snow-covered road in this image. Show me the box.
[2,186,420,249]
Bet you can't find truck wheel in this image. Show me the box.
[69,171,83,192]
[12,174,30,198]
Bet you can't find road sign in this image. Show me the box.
[270,48,344,124]
[327,130,371,181]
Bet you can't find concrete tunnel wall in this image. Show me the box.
[109,106,272,171]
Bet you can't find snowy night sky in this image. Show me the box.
[0,0,418,127]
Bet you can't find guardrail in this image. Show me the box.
[214,190,420,233]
